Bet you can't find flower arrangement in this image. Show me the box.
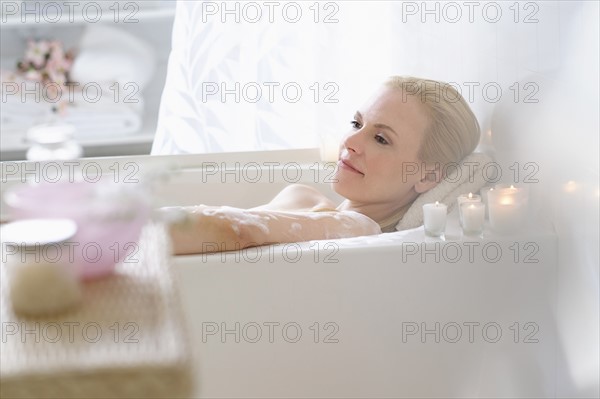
[16,40,75,108]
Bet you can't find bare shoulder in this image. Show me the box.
[252,184,337,212]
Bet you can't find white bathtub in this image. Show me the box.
[0,150,559,398]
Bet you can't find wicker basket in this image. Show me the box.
[1,223,194,398]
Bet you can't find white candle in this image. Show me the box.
[460,202,485,236]
[457,192,481,227]
[423,201,447,237]
[488,185,528,234]
[481,184,513,218]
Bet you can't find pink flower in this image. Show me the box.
[24,69,42,81]
[48,41,67,66]
[24,40,50,68]
[17,39,76,96]
[46,56,65,80]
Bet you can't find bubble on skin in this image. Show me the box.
[198,208,218,216]
[214,207,272,235]
[290,222,302,234]
[238,213,271,235]
[284,210,380,239]
[240,220,270,235]
[179,206,379,240]
[302,212,325,220]
[331,213,357,232]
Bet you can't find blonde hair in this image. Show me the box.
[378,76,481,232]
[384,76,480,169]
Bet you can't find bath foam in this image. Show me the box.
[238,218,271,235]
[169,205,381,248]
[217,206,273,236]
[290,222,302,233]
[283,210,381,241]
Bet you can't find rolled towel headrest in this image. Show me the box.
[396,152,494,231]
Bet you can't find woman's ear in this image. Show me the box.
[414,164,442,194]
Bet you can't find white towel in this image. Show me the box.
[0,100,142,137]
[396,152,494,231]
[71,25,156,92]
[1,76,143,136]
[64,95,143,136]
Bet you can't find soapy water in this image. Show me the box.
[197,205,273,236]
[238,216,271,235]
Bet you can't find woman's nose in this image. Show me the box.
[342,130,364,154]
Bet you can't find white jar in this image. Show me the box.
[1,219,82,316]
[26,123,82,161]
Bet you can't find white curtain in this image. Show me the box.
[151,1,540,155]
[151,0,396,154]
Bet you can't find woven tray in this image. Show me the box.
[1,223,193,398]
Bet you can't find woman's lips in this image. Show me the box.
[338,159,364,175]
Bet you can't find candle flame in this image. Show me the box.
[468,192,472,198]
[563,180,578,193]
[435,201,439,205]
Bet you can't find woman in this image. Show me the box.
[168,76,480,255]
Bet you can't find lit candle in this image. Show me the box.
[460,202,485,236]
[457,192,481,227]
[422,201,447,237]
[487,185,529,234]
[480,185,510,219]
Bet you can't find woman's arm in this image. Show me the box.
[249,183,338,212]
[166,205,381,255]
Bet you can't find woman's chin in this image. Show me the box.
[331,179,357,201]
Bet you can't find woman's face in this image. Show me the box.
[332,87,432,206]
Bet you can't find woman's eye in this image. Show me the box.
[350,120,361,129]
[375,134,389,145]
